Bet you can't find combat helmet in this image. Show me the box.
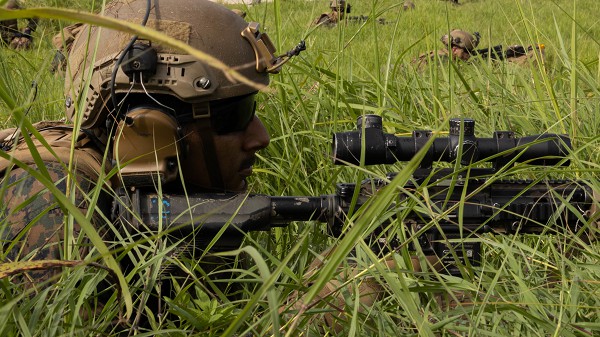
[4,0,19,9]
[65,0,293,185]
[329,0,351,13]
[441,29,480,51]
[65,0,285,130]
[1,0,20,37]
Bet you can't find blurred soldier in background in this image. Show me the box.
[0,0,38,50]
[411,29,480,70]
[313,0,352,27]
[315,0,392,27]
[403,1,415,10]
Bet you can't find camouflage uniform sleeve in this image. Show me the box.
[0,162,110,282]
[0,125,112,283]
[410,49,450,71]
[314,12,340,26]
[314,13,332,25]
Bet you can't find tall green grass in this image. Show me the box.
[0,0,599,335]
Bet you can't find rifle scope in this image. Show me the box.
[333,115,572,169]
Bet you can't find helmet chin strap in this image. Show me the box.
[195,119,225,191]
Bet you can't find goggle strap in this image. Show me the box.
[192,102,211,119]
[196,120,224,189]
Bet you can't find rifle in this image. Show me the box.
[472,44,544,61]
[113,115,594,275]
[346,15,389,25]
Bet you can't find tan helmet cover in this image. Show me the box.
[65,0,275,129]
[441,29,480,50]
[329,0,347,10]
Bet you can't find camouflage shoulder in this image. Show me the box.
[410,49,448,70]
[0,125,111,282]
[0,122,111,186]
[314,12,335,26]
[0,161,109,282]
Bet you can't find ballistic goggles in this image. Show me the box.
[188,93,257,134]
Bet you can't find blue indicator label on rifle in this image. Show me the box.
[150,196,172,223]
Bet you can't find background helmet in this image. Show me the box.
[1,0,21,37]
[441,29,480,51]
[65,0,278,130]
[329,0,351,13]
[403,1,415,11]
[4,0,20,9]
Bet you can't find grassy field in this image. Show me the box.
[1,0,600,336]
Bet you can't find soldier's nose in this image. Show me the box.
[243,116,270,151]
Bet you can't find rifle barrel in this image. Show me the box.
[129,190,341,234]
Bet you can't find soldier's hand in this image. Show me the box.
[10,36,32,50]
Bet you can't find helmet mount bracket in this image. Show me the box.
[121,42,158,82]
